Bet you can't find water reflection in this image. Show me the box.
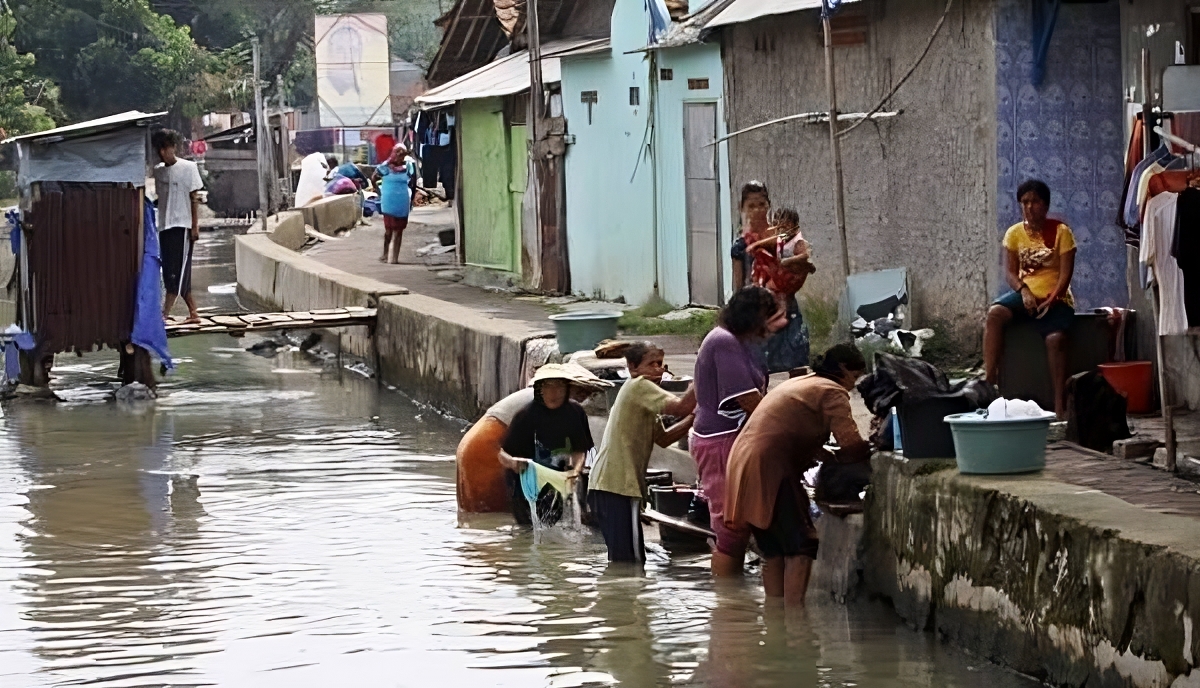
[0,229,1035,686]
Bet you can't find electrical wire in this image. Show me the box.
[836,0,954,140]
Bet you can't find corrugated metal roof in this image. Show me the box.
[416,38,598,107]
[705,0,860,28]
[2,110,165,145]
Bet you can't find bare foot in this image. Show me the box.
[378,254,387,263]
[183,314,202,325]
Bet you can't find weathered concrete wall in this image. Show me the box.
[235,233,551,418]
[298,194,361,236]
[235,234,406,358]
[720,0,998,346]
[255,210,307,251]
[864,454,1200,687]
[374,292,546,419]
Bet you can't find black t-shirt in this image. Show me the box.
[502,400,595,470]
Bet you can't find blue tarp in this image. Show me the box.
[5,208,19,256]
[647,0,671,42]
[132,199,173,370]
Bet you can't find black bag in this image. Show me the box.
[1065,371,1132,452]
[815,460,872,504]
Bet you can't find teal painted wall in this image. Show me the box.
[460,98,520,274]
[561,0,730,306]
[560,0,657,304]
[652,43,732,306]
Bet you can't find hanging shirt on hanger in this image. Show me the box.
[1140,192,1189,335]
[1123,144,1174,228]
[1171,187,1200,328]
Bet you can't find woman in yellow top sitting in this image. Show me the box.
[983,179,1077,418]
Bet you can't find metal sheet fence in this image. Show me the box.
[26,182,142,353]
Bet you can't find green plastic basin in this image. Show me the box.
[944,412,1053,474]
[549,311,621,354]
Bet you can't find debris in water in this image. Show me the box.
[207,283,238,295]
[115,382,156,402]
[344,361,374,378]
[298,333,322,352]
[246,339,286,357]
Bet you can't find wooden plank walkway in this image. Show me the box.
[164,307,376,338]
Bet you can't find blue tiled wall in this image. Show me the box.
[995,0,1128,308]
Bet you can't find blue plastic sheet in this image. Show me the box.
[131,199,173,370]
[4,342,18,381]
[646,0,671,42]
[5,208,19,256]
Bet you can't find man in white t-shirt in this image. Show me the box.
[151,129,205,324]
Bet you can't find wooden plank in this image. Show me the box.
[641,508,715,538]
[212,316,248,327]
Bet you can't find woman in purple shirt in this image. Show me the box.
[691,286,787,577]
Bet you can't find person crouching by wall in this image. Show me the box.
[983,179,1077,418]
[724,344,871,607]
[587,343,697,563]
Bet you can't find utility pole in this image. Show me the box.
[252,35,270,219]
[823,15,851,281]
[526,0,545,286]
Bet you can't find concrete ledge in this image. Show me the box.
[235,232,552,417]
[863,453,1200,687]
[298,194,360,235]
[264,210,307,250]
[235,233,406,358]
[374,292,549,418]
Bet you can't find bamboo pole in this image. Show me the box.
[252,36,270,218]
[1141,48,1176,472]
[823,15,851,281]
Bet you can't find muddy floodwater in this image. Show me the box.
[0,231,1035,687]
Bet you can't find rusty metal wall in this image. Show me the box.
[26,182,142,353]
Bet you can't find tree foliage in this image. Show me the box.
[0,9,59,138]
[9,0,443,123]
[13,0,243,123]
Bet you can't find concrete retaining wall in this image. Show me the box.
[863,454,1200,687]
[235,232,550,418]
[235,234,406,359]
[298,195,360,236]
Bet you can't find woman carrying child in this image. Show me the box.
[745,208,814,374]
[730,181,773,290]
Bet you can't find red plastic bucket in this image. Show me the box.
[1098,362,1154,414]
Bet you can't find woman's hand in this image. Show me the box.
[497,451,530,472]
[1036,293,1059,319]
[1019,286,1038,314]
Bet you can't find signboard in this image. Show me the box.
[315,14,392,127]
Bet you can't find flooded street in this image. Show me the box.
[0,231,1035,687]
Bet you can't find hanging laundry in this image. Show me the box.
[1171,187,1200,328]
[1139,192,1189,335]
[1123,144,1174,229]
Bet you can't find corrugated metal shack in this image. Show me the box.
[3,110,165,386]
[203,123,258,217]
